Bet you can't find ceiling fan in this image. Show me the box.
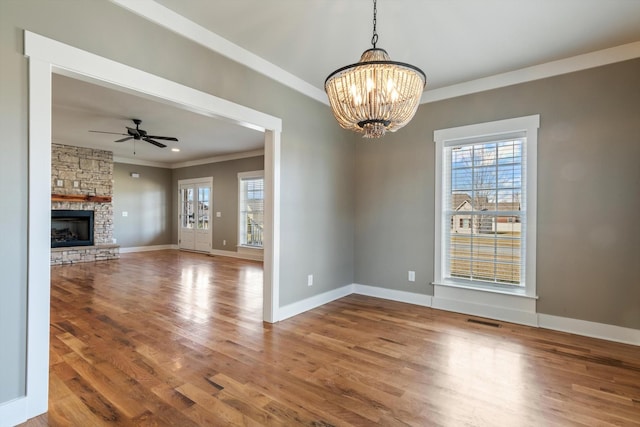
[89,119,178,148]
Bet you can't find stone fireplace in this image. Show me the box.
[51,144,119,265]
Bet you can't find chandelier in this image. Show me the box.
[325,0,426,138]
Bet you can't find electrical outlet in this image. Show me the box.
[223,240,226,246]
[122,211,128,217]
[307,274,313,287]
[408,270,416,282]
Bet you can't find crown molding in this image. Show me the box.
[110,1,640,106]
[109,0,328,105]
[170,149,265,169]
[114,148,265,169]
[113,156,170,168]
[421,41,640,104]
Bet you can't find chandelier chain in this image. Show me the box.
[371,0,378,48]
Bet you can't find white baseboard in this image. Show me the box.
[119,244,178,253]
[209,249,263,261]
[353,284,433,307]
[345,283,637,346]
[0,397,27,427]
[278,285,353,321]
[538,314,640,346]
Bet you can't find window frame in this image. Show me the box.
[238,170,265,248]
[434,115,539,299]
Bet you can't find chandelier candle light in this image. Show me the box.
[325,0,426,138]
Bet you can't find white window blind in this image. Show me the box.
[239,172,264,247]
[444,137,526,286]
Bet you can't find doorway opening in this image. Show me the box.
[24,31,282,421]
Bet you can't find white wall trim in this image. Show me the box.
[119,244,178,253]
[353,284,433,307]
[109,0,327,105]
[263,130,280,323]
[113,156,171,168]
[422,41,640,103]
[23,30,282,423]
[210,249,263,262]
[170,149,265,169]
[279,285,354,321]
[116,150,266,169]
[21,57,53,424]
[280,282,636,348]
[538,314,640,347]
[0,397,27,427]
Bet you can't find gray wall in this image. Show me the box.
[113,163,173,248]
[0,0,29,404]
[172,156,265,251]
[0,0,354,405]
[355,58,640,330]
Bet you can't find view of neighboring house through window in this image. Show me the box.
[238,171,264,247]
[448,139,524,284]
[434,115,539,296]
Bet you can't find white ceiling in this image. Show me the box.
[52,74,265,166]
[52,0,640,166]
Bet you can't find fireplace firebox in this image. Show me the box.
[51,210,94,248]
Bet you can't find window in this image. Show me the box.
[434,115,538,298]
[238,171,264,247]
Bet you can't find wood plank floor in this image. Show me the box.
[22,250,640,426]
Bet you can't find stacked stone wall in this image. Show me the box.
[51,144,119,264]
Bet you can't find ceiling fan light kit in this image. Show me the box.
[325,0,426,138]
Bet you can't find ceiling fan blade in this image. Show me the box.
[143,138,167,148]
[89,130,128,136]
[146,135,178,141]
[115,137,133,143]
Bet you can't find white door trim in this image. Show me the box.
[22,30,281,424]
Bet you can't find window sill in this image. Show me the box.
[433,280,538,300]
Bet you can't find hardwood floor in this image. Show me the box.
[21,250,640,426]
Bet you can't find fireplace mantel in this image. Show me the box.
[51,193,112,203]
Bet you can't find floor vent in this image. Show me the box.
[467,318,501,328]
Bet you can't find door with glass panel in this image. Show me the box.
[178,177,212,252]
